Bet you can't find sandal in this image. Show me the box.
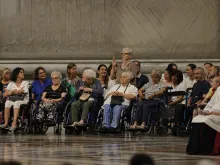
[137,124,146,129]
[129,124,137,129]
[76,122,85,127]
[70,122,78,127]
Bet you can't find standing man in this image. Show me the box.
[132,61,149,89]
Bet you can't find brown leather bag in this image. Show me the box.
[79,93,91,102]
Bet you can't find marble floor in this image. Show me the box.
[0,128,219,165]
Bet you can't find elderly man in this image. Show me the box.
[70,69,103,127]
[184,67,211,124]
[110,48,137,85]
[208,65,220,82]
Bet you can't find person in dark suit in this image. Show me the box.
[133,61,149,89]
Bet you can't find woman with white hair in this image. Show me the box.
[70,69,103,127]
[36,71,67,121]
[110,48,137,85]
[130,69,167,129]
[101,71,138,130]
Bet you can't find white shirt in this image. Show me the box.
[104,83,138,106]
[7,81,29,100]
[183,77,196,90]
[171,82,185,101]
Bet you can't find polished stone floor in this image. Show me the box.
[0,128,219,165]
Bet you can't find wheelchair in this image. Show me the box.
[31,98,66,135]
[0,99,31,135]
[126,87,189,136]
[126,98,163,136]
[95,100,136,134]
[63,96,104,135]
[155,88,193,136]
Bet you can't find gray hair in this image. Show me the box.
[195,67,206,76]
[51,71,62,79]
[121,71,134,81]
[83,69,96,79]
[151,69,162,79]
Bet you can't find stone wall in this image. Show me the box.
[0,0,220,75]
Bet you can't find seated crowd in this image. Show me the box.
[0,48,220,155]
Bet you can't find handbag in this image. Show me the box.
[110,85,128,105]
[8,93,26,102]
[79,92,91,102]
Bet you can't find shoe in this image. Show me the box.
[76,122,85,127]
[0,125,9,129]
[70,122,78,127]
[137,124,146,129]
[99,126,108,131]
[129,125,137,129]
[9,127,17,131]
[109,127,117,131]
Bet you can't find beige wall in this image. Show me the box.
[0,0,220,74]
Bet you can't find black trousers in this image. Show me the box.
[186,123,216,155]
[135,99,160,125]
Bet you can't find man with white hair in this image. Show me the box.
[110,48,137,86]
[70,69,103,127]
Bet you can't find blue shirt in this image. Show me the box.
[32,78,52,101]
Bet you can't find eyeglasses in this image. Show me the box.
[121,53,131,56]
[51,77,60,80]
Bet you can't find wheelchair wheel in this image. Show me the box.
[65,128,72,135]
[156,125,168,136]
[39,123,48,134]
[171,126,178,136]
[54,124,62,135]
[22,124,29,134]
[124,120,130,130]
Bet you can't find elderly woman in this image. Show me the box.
[70,69,103,127]
[187,85,220,155]
[102,71,138,129]
[130,69,166,129]
[0,68,29,130]
[36,71,66,121]
[0,68,11,122]
[32,67,52,102]
[97,64,116,97]
[110,48,137,85]
[1,68,11,97]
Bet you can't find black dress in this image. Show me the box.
[186,123,217,155]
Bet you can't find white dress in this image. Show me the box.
[192,87,220,132]
[5,81,29,109]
